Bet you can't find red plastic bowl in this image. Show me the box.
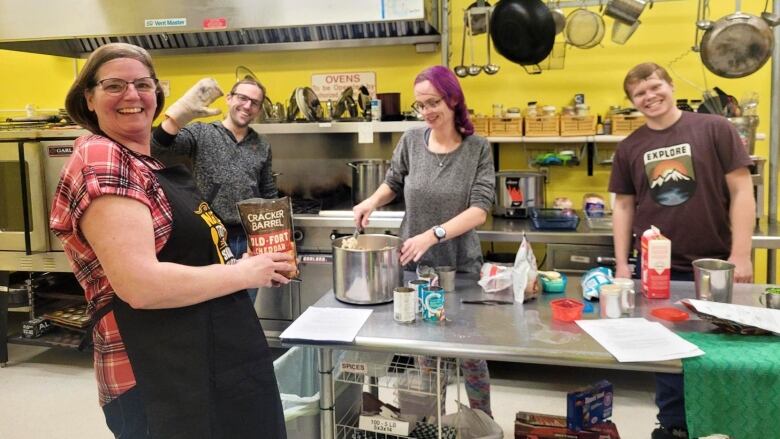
[550,298,584,322]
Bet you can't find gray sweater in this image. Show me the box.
[152,122,277,226]
[385,127,495,273]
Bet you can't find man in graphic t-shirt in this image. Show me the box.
[608,63,755,439]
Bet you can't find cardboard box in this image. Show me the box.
[515,411,620,439]
[567,380,613,431]
[641,226,671,299]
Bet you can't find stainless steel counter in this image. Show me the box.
[286,274,769,374]
[284,275,771,439]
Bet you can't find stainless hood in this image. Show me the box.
[0,0,440,57]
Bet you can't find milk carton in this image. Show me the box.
[641,226,670,299]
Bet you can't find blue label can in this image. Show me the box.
[408,279,429,314]
[422,285,445,322]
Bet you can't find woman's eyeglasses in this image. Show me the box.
[231,93,261,109]
[411,97,443,114]
[96,77,158,95]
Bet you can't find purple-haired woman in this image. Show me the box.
[353,65,495,415]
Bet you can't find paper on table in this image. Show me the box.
[576,318,705,362]
[684,299,780,334]
[280,307,373,342]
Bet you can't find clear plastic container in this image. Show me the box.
[530,208,580,230]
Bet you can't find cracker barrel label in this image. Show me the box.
[237,197,299,278]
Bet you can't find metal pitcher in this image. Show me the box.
[693,259,735,303]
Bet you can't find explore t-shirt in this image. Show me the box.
[608,112,753,272]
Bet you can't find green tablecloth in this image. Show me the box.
[680,332,780,438]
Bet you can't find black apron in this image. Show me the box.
[111,165,286,439]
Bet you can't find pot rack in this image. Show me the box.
[440,0,780,281]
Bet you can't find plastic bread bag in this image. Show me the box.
[478,236,538,303]
[581,266,613,300]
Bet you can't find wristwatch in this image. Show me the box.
[432,225,446,242]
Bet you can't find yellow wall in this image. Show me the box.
[0,0,775,279]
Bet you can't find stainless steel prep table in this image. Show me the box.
[282,274,771,439]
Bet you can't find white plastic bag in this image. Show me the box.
[478,236,538,303]
[441,403,503,439]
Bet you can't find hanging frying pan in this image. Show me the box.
[698,2,780,78]
[490,0,556,65]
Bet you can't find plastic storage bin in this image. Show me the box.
[585,211,613,230]
[530,208,580,230]
[274,346,360,439]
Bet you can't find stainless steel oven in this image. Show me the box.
[0,138,76,253]
[0,141,47,252]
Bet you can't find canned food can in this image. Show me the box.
[408,279,429,314]
[394,287,416,323]
[421,285,445,322]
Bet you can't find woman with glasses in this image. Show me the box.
[353,65,495,416]
[151,76,278,306]
[51,43,292,438]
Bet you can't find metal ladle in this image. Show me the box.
[483,11,500,75]
[466,15,483,76]
[453,22,469,77]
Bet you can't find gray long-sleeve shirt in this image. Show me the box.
[152,121,277,226]
[385,127,495,273]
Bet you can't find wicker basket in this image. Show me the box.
[472,117,490,136]
[488,117,523,137]
[524,115,560,137]
[611,114,646,135]
[560,115,597,136]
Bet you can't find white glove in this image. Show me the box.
[165,78,224,127]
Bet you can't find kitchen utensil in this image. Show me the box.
[434,266,456,292]
[698,1,779,78]
[466,15,483,76]
[493,171,546,218]
[693,259,735,303]
[454,21,469,77]
[332,234,403,305]
[759,288,780,309]
[650,307,690,322]
[490,0,556,65]
[604,0,647,25]
[483,11,500,74]
[550,298,583,322]
[549,1,566,34]
[564,8,605,49]
[611,18,641,44]
[376,93,402,121]
[347,160,391,205]
[461,299,513,305]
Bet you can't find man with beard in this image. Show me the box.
[153,77,277,304]
[609,62,755,439]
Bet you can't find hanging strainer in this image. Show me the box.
[564,8,605,49]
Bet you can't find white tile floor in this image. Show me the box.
[0,325,659,438]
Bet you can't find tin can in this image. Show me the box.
[370,99,382,121]
[394,287,416,323]
[421,285,445,322]
[408,279,429,314]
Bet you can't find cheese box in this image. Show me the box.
[515,411,620,439]
[567,380,614,431]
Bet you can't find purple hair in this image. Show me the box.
[414,65,474,137]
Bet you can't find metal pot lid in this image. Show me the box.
[699,13,774,78]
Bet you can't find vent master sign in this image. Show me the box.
[144,18,187,28]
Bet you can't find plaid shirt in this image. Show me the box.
[50,134,172,406]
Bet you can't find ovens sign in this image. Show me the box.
[47,145,73,157]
